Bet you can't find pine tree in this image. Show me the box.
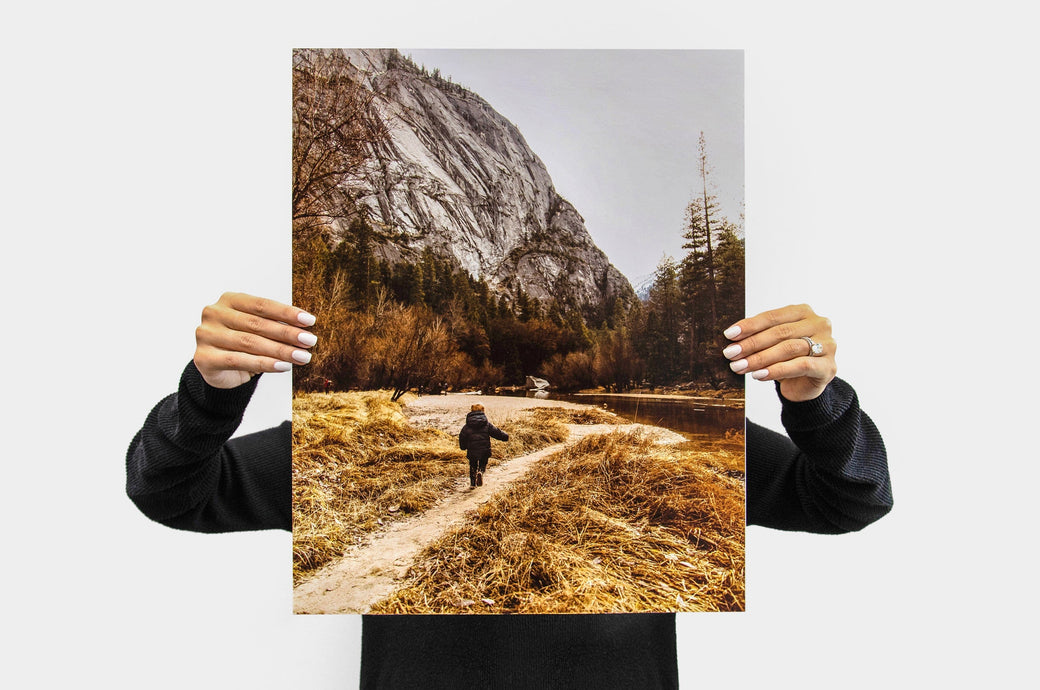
[714,222,746,335]
[410,261,426,305]
[420,248,436,308]
[682,132,720,329]
[677,132,744,386]
[641,257,684,384]
[348,213,375,309]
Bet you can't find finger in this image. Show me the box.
[196,323,314,365]
[723,315,829,361]
[745,353,837,383]
[218,292,316,327]
[213,304,318,348]
[195,345,296,375]
[723,304,813,341]
[728,337,834,374]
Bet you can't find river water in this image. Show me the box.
[494,390,743,441]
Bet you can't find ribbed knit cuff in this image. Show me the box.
[181,360,262,416]
[776,377,855,433]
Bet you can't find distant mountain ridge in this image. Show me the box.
[336,49,634,311]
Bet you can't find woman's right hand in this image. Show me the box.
[193,292,318,389]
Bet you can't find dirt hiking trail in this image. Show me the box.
[293,395,685,614]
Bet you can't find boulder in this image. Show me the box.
[525,376,550,390]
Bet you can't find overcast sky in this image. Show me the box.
[406,49,744,288]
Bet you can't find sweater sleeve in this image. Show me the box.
[125,361,291,533]
[488,423,509,442]
[746,377,893,533]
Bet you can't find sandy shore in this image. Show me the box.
[401,392,599,433]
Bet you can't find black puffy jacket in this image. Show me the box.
[458,410,509,460]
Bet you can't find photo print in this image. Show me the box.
[291,49,745,614]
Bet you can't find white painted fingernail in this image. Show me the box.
[751,369,769,380]
[297,311,316,327]
[273,361,292,372]
[298,331,318,347]
[292,350,312,364]
[730,359,748,373]
[723,325,741,339]
[722,344,741,359]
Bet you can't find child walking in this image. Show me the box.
[458,403,509,488]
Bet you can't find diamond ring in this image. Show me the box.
[801,336,824,357]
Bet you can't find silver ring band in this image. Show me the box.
[802,336,824,357]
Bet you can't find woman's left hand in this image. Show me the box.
[721,304,837,402]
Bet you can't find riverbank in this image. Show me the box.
[403,391,628,433]
[492,384,744,402]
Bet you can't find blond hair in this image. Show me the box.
[471,403,485,412]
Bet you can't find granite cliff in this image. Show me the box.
[330,48,634,311]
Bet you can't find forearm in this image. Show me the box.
[125,361,291,532]
[746,378,893,533]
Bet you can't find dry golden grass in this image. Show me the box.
[371,429,745,614]
[683,427,746,478]
[496,414,570,457]
[522,406,621,426]
[292,392,572,582]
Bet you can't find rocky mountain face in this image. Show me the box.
[337,49,633,311]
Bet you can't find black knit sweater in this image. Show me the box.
[126,362,892,689]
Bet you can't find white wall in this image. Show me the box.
[3,2,1035,687]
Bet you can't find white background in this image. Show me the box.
[2,2,1036,687]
